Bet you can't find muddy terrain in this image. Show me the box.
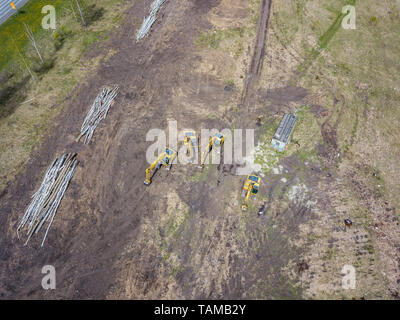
[0,0,269,299]
[1,0,399,299]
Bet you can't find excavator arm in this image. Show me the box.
[184,136,192,157]
[144,148,177,185]
[241,182,254,211]
[144,154,163,185]
[199,133,224,169]
[188,142,193,157]
[198,137,213,168]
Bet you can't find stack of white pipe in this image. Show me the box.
[17,153,78,246]
[136,0,167,42]
[77,85,119,144]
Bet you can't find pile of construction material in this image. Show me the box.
[17,153,78,246]
[77,85,119,144]
[136,0,167,42]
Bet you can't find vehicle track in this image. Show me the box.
[0,0,312,300]
[240,0,272,112]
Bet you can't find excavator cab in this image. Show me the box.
[198,132,224,168]
[241,174,261,211]
[184,131,198,146]
[248,175,259,193]
[144,147,177,185]
[213,133,224,147]
[163,148,176,169]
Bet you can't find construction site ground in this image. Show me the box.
[0,0,399,299]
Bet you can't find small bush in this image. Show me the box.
[54,36,65,51]
[0,86,15,106]
[0,76,29,118]
[368,16,377,26]
[0,70,14,85]
[85,5,105,26]
[61,67,72,75]
[54,26,72,51]
[33,60,55,76]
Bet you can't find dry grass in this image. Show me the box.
[262,0,400,299]
[0,0,127,192]
[1,0,399,299]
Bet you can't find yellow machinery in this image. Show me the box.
[183,130,198,163]
[198,133,224,169]
[144,147,177,185]
[241,174,261,211]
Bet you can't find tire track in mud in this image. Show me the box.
[271,11,348,162]
[240,0,272,112]
[0,0,226,299]
[315,93,346,164]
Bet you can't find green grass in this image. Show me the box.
[362,244,374,255]
[0,0,110,75]
[295,0,358,78]
[324,247,337,260]
[194,0,262,59]
[253,105,320,174]
[0,1,68,71]
[0,0,127,192]
[0,1,112,116]
[195,26,248,59]
[196,27,246,49]
[318,0,357,49]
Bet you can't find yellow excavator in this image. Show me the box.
[183,130,198,163]
[144,147,177,185]
[241,174,261,211]
[198,132,224,169]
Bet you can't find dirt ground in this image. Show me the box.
[1,0,399,299]
[0,0,266,299]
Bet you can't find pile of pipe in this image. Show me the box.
[136,0,167,42]
[77,85,119,144]
[17,153,78,246]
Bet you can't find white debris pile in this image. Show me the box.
[136,0,167,42]
[17,153,78,246]
[237,142,279,176]
[77,85,119,144]
[272,165,284,175]
[288,183,316,209]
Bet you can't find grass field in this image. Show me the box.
[0,0,399,299]
[260,0,400,298]
[195,0,400,298]
[0,0,127,191]
[0,1,60,70]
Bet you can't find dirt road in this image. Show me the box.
[0,0,219,299]
[0,0,313,299]
[240,0,272,112]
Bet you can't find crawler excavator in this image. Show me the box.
[183,130,198,163]
[198,132,224,169]
[144,147,177,185]
[241,174,261,211]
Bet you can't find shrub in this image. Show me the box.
[32,60,55,75]
[53,26,72,51]
[85,5,105,26]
